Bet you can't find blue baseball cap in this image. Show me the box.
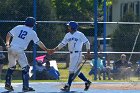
[25,17,37,27]
[66,21,78,30]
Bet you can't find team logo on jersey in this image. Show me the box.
[68,37,78,42]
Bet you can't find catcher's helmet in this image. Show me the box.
[25,17,36,27]
[66,21,78,30]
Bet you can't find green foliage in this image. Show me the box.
[111,13,140,52]
[0,0,64,49]
[0,0,34,48]
[98,0,112,7]
[0,0,110,50]
[0,0,33,20]
[51,0,94,21]
[51,0,112,21]
[79,23,103,37]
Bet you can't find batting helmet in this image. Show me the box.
[25,17,36,27]
[66,21,78,30]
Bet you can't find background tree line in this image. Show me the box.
[0,0,105,50]
[1,0,139,54]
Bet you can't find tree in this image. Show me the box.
[51,0,94,21]
[0,0,113,49]
[111,12,140,52]
[0,0,62,49]
[0,0,34,46]
[51,0,112,21]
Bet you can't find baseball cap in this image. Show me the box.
[25,17,37,27]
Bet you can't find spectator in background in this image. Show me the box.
[113,54,132,80]
[34,61,46,80]
[44,60,60,80]
[30,60,45,80]
[89,56,111,80]
[0,46,5,80]
[114,54,131,68]
[35,61,45,71]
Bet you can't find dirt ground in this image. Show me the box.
[72,83,140,90]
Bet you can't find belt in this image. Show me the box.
[70,51,81,53]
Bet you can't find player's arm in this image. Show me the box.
[36,41,53,55]
[6,32,12,48]
[53,35,68,53]
[37,41,48,51]
[48,41,67,55]
[33,32,51,54]
[85,41,91,59]
[6,26,18,48]
[81,33,91,59]
[54,43,65,51]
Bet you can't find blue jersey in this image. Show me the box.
[46,66,60,80]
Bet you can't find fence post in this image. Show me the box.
[94,0,98,81]
[103,0,107,80]
[33,0,37,80]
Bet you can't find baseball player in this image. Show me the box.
[5,17,51,92]
[52,21,91,92]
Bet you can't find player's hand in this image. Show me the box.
[47,49,52,55]
[47,49,55,55]
[5,44,10,50]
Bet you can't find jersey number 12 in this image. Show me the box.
[18,30,28,39]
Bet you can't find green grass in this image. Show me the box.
[58,63,94,82]
[1,63,140,83]
[1,63,92,83]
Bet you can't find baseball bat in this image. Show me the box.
[72,59,87,81]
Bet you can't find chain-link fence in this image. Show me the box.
[0,0,140,83]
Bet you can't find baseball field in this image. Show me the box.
[1,63,140,93]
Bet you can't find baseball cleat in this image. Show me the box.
[60,84,70,92]
[84,80,91,91]
[22,86,35,92]
[5,84,14,91]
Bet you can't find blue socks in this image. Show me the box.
[5,68,14,85]
[22,70,29,87]
[78,72,88,82]
[68,73,74,86]
[67,72,88,86]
